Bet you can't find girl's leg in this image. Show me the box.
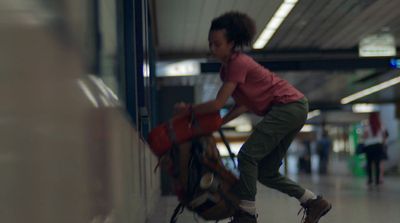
[257,125,332,223]
[235,100,308,201]
[365,152,373,184]
[379,145,386,183]
[374,157,381,185]
[257,127,306,199]
[235,129,275,201]
[380,161,385,183]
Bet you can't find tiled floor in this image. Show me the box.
[147,161,400,223]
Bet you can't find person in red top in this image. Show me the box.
[362,112,388,185]
[176,12,331,223]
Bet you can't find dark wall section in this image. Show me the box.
[157,86,194,122]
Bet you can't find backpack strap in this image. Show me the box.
[169,144,181,177]
[169,202,184,223]
[167,120,178,144]
[218,129,237,168]
[186,140,204,198]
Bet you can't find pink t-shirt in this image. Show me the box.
[220,52,304,116]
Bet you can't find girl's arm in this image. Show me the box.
[222,104,248,125]
[191,81,237,115]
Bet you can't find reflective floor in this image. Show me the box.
[147,158,400,223]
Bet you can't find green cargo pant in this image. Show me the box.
[235,98,308,201]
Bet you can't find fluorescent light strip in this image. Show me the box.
[352,103,378,113]
[341,76,400,104]
[253,0,298,49]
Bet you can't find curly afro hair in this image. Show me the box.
[209,11,256,49]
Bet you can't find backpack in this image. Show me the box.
[147,111,240,222]
[160,134,240,222]
[148,111,223,157]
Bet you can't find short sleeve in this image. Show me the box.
[224,55,248,83]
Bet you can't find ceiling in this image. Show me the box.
[151,0,400,123]
[153,0,400,57]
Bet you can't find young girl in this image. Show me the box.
[176,11,331,223]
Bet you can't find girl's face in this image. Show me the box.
[208,29,234,63]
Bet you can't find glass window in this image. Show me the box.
[97,0,120,97]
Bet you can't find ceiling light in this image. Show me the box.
[341,76,400,104]
[253,0,299,49]
[156,60,200,76]
[352,103,378,113]
[268,17,284,30]
[359,33,396,57]
[253,30,275,49]
[275,2,296,17]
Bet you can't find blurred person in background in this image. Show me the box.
[298,140,312,174]
[316,131,332,175]
[362,112,388,185]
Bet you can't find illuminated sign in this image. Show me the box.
[359,33,396,57]
[390,58,400,68]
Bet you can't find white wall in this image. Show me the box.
[379,104,400,171]
[0,1,160,222]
